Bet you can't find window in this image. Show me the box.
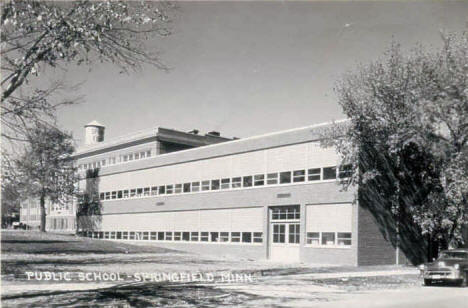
[201,232,209,242]
[321,232,336,245]
[253,232,263,243]
[293,170,305,182]
[158,186,165,195]
[231,232,241,242]
[191,182,200,192]
[140,151,146,159]
[136,188,143,197]
[130,189,136,197]
[134,152,140,160]
[202,181,210,191]
[123,155,128,162]
[123,190,129,198]
[128,153,133,161]
[117,191,123,199]
[183,183,191,193]
[232,177,242,188]
[289,224,300,244]
[306,232,320,245]
[210,232,219,242]
[308,168,321,181]
[272,225,285,243]
[104,232,109,239]
[105,192,110,200]
[116,232,122,239]
[211,179,220,190]
[242,232,252,243]
[243,176,253,187]
[174,184,182,194]
[220,232,229,242]
[151,187,158,196]
[129,232,135,240]
[267,173,278,185]
[254,174,264,186]
[142,232,149,240]
[221,178,230,189]
[271,206,300,220]
[166,185,173,194]
[323,166,337,180]
[339,164,353,179]
[174,232,181,241]
[182,232,190,241]
[100,193,105,200]
[337,232,352,246]
[111,191,117,199]
[191,232,199,241]
[150,232,157,240]
[101,160,106,166]
[165,232,173,241]
[158,232,165,241]
[280,171,291,184]
[122,232,128,240]
[144,187,150,196]
[147,150,152,157]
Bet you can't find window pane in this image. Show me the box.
[191,182,200,192]
[183,183,191,193]
[191,232,199,241]
[174,184,182,194]
[339,164,353,179]
[293,170,305,182]
[137,188,143,197]
[151,187,158,196]
[165,232,172,241]
[158,186,165,195]
[323,167,337,180]
[306,232,320,245]
[243,176,253,187]
[220,232,229,242]
[202,181,210,191]
[231,232,240,242]
[117,191,123,199]
[158,232,165,240]
[130,189,136,197]
[210,232,219,242]
[253,232,263,243]
[242,232,252,243]
[321,232,336,245]
[280,171,291,184]
[254,174,264,186]
[166,185,173,194]
[150,232,157,240]
[201,232,209,242]
[232,177,242,188]
[174,232,181,241]
[144,187,150,196]
[308,168,321,181]
[267,173,278,185]
[211,179,220,190]
[221,178,230,189]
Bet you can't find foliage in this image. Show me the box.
[11,123,77,231]
[76,168,102,233]
[1,0,173,141]
[323,32,468,263]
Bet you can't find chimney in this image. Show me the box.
[188,129,199,135]
[206,131,220,137]
[84,120,105,145]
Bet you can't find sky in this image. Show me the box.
[51,0,468,146]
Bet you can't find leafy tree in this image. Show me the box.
[323,32,468,264]
[11,123,76,232]
[76,168,102,235]
[1,0,173,141]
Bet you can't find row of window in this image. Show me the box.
[306,232,352,246]
[98,165,352,201]
[80,231,264,244]
[78,149,153,171]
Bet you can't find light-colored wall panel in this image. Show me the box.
[230,207,263,232]
[231,151,266,176]
[307,142,339,168]
[173,210,199,230]
[266,143,307,172]
[199,209,231,231]
[306,204,353,232]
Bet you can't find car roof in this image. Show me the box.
[441,248,468,253]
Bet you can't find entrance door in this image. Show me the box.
[269,205,300,262]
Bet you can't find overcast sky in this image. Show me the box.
[53,1,468,145]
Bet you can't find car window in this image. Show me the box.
[439,252,468,259]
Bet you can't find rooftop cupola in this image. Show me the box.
[84,120,105,145]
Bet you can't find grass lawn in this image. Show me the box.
[1,230,176,254]
[1,230,421,307]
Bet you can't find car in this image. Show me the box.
[12,222,26,230]
[419,248,468,286]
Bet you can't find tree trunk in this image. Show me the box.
[40,193,46,232]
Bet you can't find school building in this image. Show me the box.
[21,120,403,265]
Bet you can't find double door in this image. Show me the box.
[269,205,300,262]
